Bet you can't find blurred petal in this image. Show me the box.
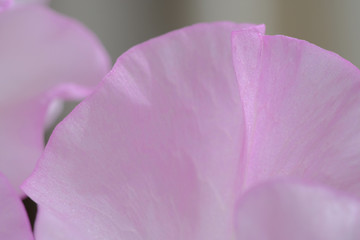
[232,30,360,196]
[236,181,360,240]
[0,173,33,240]
[0,0,11,12]
[0,5,110,193]
[23,22,263,240]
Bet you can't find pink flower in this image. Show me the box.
[0,4,110,194]
[3,22,359,239]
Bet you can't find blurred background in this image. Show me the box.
[50,0,360,68]
[45,0,360,137]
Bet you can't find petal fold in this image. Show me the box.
[232,30,360,196]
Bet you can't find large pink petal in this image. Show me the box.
[0,173,33,240]
[0,5,110,193]
[232,30,360,196]
[236,181,360,240]
[23,22,263,240]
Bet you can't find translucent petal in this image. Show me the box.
[236,181,360,240]
[232,30,360,196]
[24,22,263,240]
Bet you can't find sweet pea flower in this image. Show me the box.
[0,4,110,193]
[14,22,360,239]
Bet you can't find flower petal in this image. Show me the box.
[236,181,360,240]
[232,30,360,196]
[34,207,84,240]
[0,5,110,193]
[0,173,33,240]
[0,0,11,12]
[23,22,263,239]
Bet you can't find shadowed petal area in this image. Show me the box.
[232,30,360,196]
[236,181,360,240]
[23,22,263,240]
[0,173,33,240]
[0,5,110,193]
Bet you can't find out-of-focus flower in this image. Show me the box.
[0,4,110,194]
[0,173,33,240]
[20,22,360,239]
